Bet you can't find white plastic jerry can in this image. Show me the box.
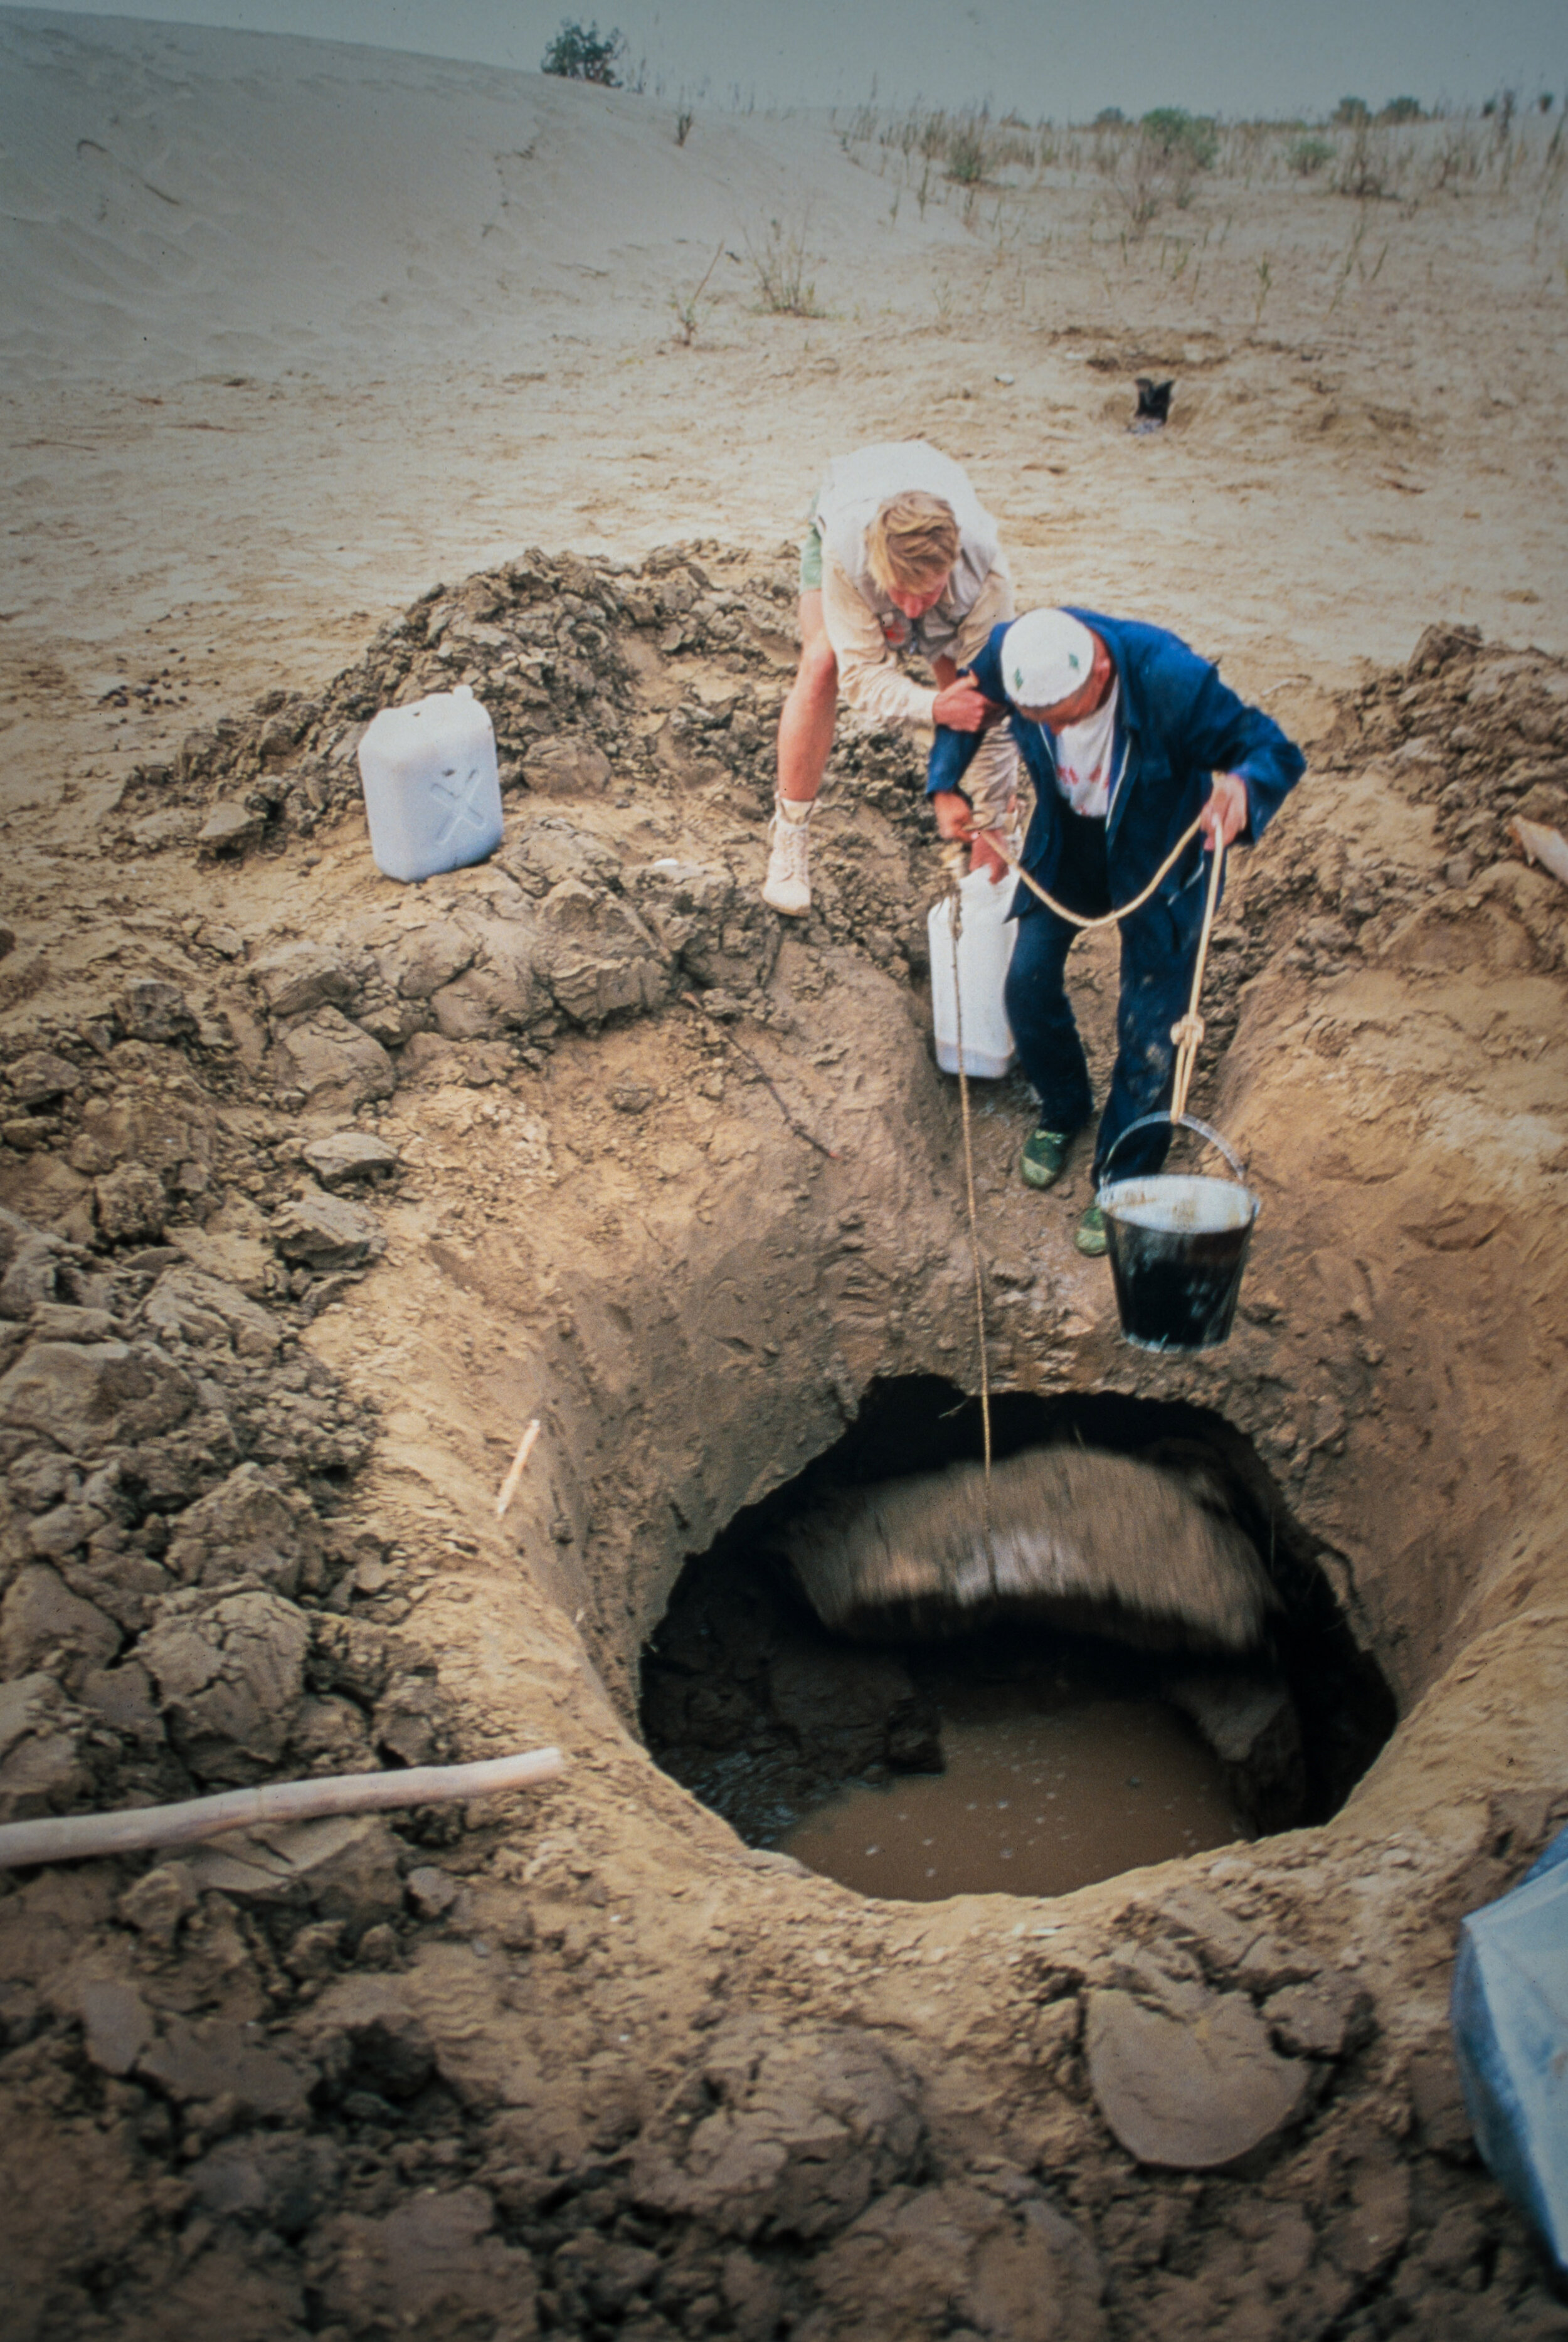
[928,867,1017,1078]
[356,684,504,884]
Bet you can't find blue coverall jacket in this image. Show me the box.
[927,610,1305,931]
[927,612,1306,1178]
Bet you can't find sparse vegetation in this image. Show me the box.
[1328,208,1373,310]
[1140,107,1219,172]
[746,213,825,316]
[836,103,1052,183]
[675,101,694,146]
[1103,108,1219,230]
[1116,138,1163,231]
[826,93,1563,263]
[946,122,988,184]
[541,18,625,84]
[1431,120,1482,190]
[669,240,723,344]
[1336,118,1396,199]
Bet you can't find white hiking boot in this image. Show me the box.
[763,798,812,916]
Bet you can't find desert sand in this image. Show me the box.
[1,9,1567,2339]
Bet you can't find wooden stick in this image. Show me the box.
[0,1747,565,1870]
[495,1417,541,1519]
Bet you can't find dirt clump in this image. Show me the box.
[785,1444,1275,1651]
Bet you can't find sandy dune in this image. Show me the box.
[3,3,1565,763]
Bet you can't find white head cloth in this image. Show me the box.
[1001,610,1096,706]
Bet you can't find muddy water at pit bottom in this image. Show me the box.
[780,1677,1249,1902]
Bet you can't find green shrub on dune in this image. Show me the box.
[1140,107,1219,170]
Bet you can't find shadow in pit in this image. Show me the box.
[639,1377,1396,1885]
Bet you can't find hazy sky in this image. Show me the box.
[23,1,1568,119]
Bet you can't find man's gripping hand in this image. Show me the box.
[931,674,1002,733]
[1202,771,1251,849]
[931,790,1009,882]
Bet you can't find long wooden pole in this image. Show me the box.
[0,1747,565,1870]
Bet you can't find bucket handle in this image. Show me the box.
[1098,1111,1249,1189]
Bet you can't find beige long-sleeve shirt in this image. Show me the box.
[820,543,1019,824]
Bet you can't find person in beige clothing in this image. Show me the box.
[765,440,1017,916]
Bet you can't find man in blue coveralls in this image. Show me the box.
[927,608,1305,1256]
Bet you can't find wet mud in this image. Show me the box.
[780,1662,1248,1902]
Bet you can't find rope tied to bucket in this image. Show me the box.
[942,805,1231,1473]
[1169,829,1227,1124]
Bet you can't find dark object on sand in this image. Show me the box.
[1133,377,1174,432]
[785,1446,1274,1652]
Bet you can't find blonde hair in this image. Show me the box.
[865,491,960,593]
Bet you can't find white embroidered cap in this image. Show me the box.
[1000,609,1097,707]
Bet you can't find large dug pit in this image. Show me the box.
[0,560,1566,2340]
[642,1382,1396,1895]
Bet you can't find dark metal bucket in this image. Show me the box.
[1096,1113,1260,1353]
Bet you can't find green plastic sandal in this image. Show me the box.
[1020,1127,1073,1190]
[1074,1204,1109,1258]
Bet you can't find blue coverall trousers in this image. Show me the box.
[1002,803,1201,1185]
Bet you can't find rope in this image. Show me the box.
[975,810,1205,929]
[1171,833,1227,1122]
[945,854,997,1584]
[940,807,1230,1489]
[968,805,1229,1123]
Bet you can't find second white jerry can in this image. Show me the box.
[928,867,1017,1079]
